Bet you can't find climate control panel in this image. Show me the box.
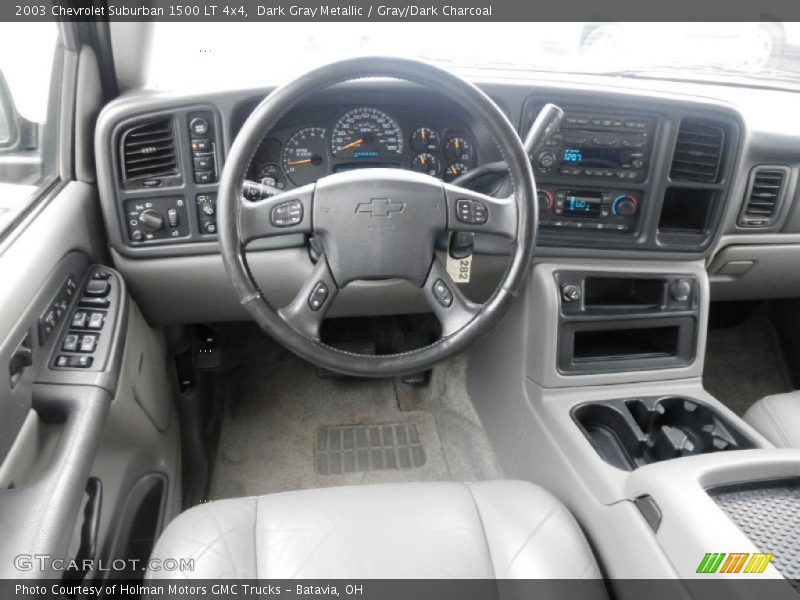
[538,186,640,233]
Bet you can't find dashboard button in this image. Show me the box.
[194,171,214,184]
[191,138,211,152]
[193,156,214,171]
[189,117,209,136]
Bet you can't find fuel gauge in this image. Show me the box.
[444,162,469,182]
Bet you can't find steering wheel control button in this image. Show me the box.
[308,282,329,311]
[271,200,303,227]
[85,279,111,298]
[456,199,488,225]
[432,279,454,308]
[561,283,582,304]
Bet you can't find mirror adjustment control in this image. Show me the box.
[85,279,110,298]
[432,278,454,308]
[308,282,329,311]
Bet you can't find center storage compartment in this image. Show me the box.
[573,326,679,361]
[572,396,756,471]
[559,316,696,373]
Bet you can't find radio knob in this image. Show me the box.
[138,208,164,232]
[612,195,638,217]
[537,151,557,168]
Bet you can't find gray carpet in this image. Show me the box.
[704,314,793,415]
[209,352,502,499]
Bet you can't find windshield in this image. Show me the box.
[143,22,800,90]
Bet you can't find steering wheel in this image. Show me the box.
[218,57,538,378]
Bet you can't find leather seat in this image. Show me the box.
[745,392,800,447]
[147,480,602,579]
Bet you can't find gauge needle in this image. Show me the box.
[338,138,364,152]
[287,158,312,166]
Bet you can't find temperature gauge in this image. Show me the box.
[411,153,441,178]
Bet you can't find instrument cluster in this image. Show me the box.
[248,106,477,189]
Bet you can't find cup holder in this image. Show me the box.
[572,396,756,471]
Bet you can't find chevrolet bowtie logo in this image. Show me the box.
[355,198,405,218]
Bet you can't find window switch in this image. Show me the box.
[71,311,88,328]
[62,334,79,352]
[88,313,104,330]
[79,335,97,353]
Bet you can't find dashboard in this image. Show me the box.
[93,75,800,323]
[243,104,479,189]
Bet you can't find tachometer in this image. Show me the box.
[282,127,327,186]
[331,108,403,160]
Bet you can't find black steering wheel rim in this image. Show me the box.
[217,56,537,377]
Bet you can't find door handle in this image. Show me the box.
[9,332,33,389]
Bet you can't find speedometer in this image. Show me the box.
[331,108,404,160]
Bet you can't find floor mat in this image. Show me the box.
[704,314,792,415]
[315,423,426,474]
[209,345,502,499]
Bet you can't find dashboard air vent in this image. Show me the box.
[120,118,178,182]
[739,166,788,228]
[670,119,725,183]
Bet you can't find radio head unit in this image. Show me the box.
[530,107,656,183]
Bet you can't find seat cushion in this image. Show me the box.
[147,480,601,579]
[745,392,800,448]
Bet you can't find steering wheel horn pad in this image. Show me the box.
[315,169,446,288]
[217,57,537,377]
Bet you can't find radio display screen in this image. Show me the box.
[561,147,627,169]
[564,192,603,217]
